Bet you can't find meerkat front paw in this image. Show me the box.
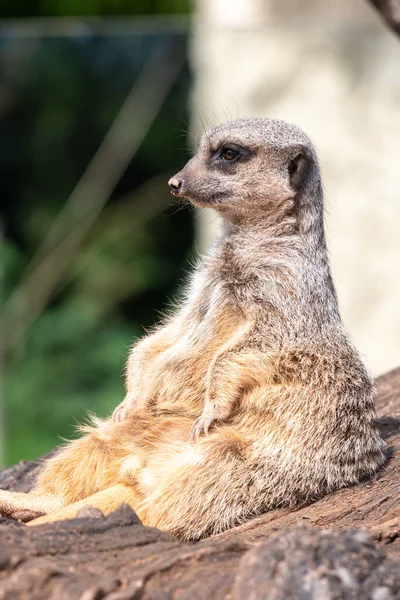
[190,413,216,443]
[113,393,137,422]
[190,402,229,443]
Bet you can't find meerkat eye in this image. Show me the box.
[211,143,251,169]
[221,148,239,161]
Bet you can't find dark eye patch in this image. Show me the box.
[211,143,252,171]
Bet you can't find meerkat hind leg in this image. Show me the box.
[27,483,142,527]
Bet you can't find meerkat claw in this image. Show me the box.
[112,404,126,422]
[190,414,215,443]
[112,394,136,422]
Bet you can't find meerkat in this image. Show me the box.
[0,118,386,540]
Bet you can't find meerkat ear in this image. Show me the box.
[288,148,311,191]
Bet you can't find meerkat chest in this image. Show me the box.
[165,297,243,372]
[148,294,244,412]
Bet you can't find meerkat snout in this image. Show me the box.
[168,175,183,194]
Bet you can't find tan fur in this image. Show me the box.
[0,119,386,540]
[26,484,143,527]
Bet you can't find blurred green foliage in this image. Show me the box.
[0,0,190,18]
[0,24,193,465]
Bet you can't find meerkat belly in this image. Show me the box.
[146,303,244,414]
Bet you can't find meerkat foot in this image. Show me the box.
[0,489,58,523]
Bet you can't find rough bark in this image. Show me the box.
[0,368,399,599]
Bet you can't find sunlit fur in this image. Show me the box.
[0,118,386,540]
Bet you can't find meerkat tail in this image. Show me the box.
[33,418,121,505]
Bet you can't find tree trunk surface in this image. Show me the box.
[0,368,399,599]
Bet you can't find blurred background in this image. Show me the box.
[0,0,399,467]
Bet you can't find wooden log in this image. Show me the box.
[0,368,399,599]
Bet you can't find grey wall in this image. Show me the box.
[192,0,400,376]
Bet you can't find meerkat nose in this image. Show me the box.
[168,176,183,194]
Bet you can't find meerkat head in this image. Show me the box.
[169,118,321,224]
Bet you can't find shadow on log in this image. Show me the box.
[0,368,399,599]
